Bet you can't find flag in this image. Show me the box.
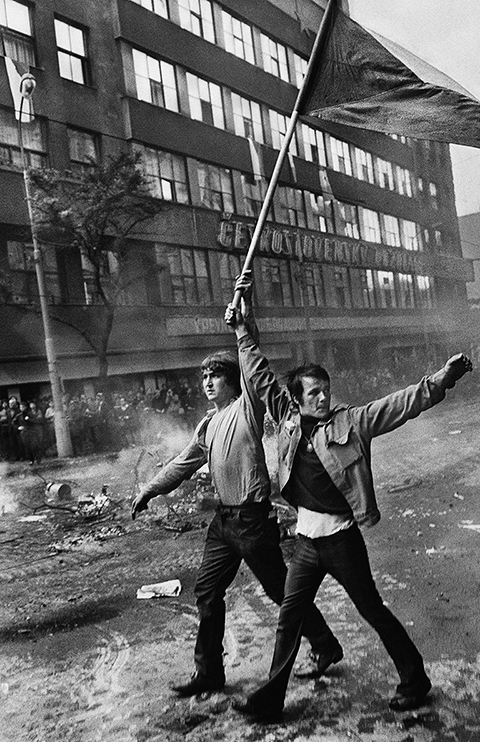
[318,167,333,202]
[247,137,265,181]
[4,57,35,122]
[298,3,480,148]
[287,152,297,182]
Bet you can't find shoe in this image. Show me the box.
[389,676,432,711]
[172,672,225,697]
[231,696,283,724]
[294,646,344,679]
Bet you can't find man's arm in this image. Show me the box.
[131,423,208,519]
[353,353,473,439]
[225,279,290,423]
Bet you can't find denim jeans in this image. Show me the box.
[248,523,428,713]
[193,503,335,680]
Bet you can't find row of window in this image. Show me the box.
[130,46,438,204]
[6,239,434,312]
[0,104,444,253]
[0,107,96,174]
[130,0,309,89]
[159,247,434,312]
[0,1,89,84]
[133,143,441,251]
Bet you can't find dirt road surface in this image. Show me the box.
[1,392,480,742]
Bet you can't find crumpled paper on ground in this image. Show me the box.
[136,579,182,599]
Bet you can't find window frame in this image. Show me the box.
[221,9,254,63]
[178,0,215,43]
[54,17,89,85]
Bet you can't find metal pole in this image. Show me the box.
[18,90,73,458]
[231,0,337,308]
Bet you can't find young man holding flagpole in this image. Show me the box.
[225,278,472,722]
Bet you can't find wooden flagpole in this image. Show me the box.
[230,0,337,308]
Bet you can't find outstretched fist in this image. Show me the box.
[444,353,473,383]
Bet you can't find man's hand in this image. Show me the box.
[224,303,245,330]
[131,489,152,520]
[444,353,473,382]
[235,270,253,313]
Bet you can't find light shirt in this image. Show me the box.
[296,506,354,539]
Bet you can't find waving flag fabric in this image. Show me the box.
[299,4,480,148]
[4,57,34,122]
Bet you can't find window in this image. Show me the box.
[54,18,88,84]
[221,10,254,63]
[398,273,415,309]
[302,124,326,167]
[132,49,178,111]
[309,192,334,233]
[354,147,375,183]
[396,165,413,197]
[187,73,224,128]
[383,214,401,247]
[218,252,241,304]
[276,187,306,227]
[376,157,395,190]
[329,137,352,175]
[376,270,396,308]
[293,53,307,88]
[196,162,234,211]
[260,257,294,307]
[401,219,421,251]
[7,241,61,305]
[0,0,35,65]
[260,33,289,81]
[429,181,438,209]
[333,267,351,308]
[231,93,263,142]
[269,110,297,154]
[67,128,97,176]
[416,275,433,308]
[135,145,189,203]
[359,269,376,308]
[359,207,381,243]
[336,201,359,239]
[129,0,168,16]
[178,0,215,43]
[302,262,325,307]
[0,107,46,167]
[241,174,268,218]
[165,246,213,305]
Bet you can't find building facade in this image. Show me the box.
[0,0,473,400]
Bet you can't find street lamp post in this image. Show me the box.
[17,74,73,458]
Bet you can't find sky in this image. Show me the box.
[348,0,480,217]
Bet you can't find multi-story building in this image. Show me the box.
[0,0,473,400]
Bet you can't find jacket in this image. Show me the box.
[237,333,456,527]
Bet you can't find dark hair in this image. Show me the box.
[285,364,330,404]
[201,350,241,396]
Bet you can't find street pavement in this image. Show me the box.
[1,393,480,741]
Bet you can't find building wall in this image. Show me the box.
[0,0,472,398]
[459,212,480,300]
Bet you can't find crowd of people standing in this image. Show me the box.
[0,378,204,463]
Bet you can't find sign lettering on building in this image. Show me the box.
[217,218,470,280]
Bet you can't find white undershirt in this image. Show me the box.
[296,506,354,539]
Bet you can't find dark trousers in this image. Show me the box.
[193,503,335,680]
[248,523,428,713]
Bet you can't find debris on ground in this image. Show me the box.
[387,476,423,493]
[136,579,182,599]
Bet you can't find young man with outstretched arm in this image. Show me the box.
[226,279,472,722]
[131,278,339,698]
